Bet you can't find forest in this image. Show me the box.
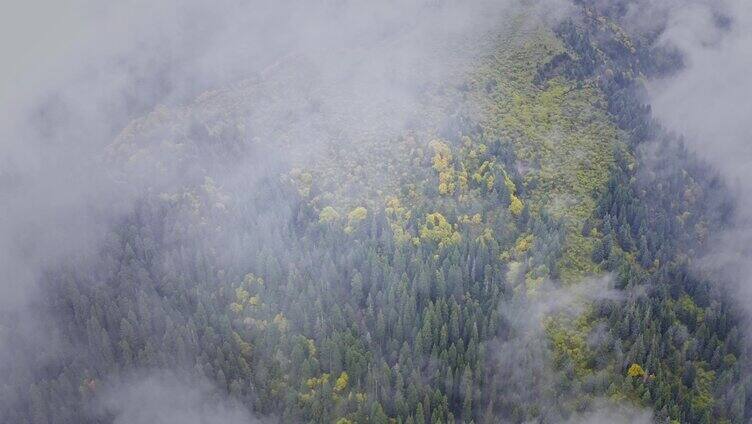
[1,0,750,423]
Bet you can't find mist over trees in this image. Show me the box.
[1,1,751,423]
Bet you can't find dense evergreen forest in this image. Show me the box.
[2,1,750,423]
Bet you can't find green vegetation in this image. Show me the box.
[3,3,748,424]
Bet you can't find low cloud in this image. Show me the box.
[489,275,646,422]
[0,0,575,420]
[0,0,573,312]
[645,0,752,324]
[92,370,269,424]
[562,399,653,424]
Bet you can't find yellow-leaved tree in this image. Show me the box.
[504,174,524,216]
[334,371,348,393]
[345,206,368,233]
[509,195,524,216]
[319,206,340,224]
[627,363,645,378]
[420,213,461,248]
[429,139,456,195]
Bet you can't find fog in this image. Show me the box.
[93,371,263,424]
[489,276,653,422]
[1,0,574,422]
[649,0,752,200]
[1,0,570,310]
[643,0,752,326]
[5,0,746,422]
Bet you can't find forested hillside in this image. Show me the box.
[1,1,749,423]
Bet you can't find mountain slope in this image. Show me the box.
[1,3,748,424]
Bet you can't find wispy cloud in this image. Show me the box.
[92,370,269,424]
[645,0,752,323]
